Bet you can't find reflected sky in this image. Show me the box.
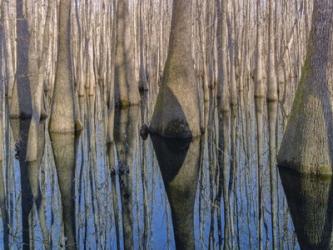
[0,86,327,250]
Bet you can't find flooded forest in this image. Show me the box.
[0,0,332,249]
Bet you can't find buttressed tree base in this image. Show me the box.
[150,0,201,139]
[278,0,333,175]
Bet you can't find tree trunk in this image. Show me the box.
[114,0,140,108]
[277,0,333,175]
[49,0,75,133]
[149,0,201,138]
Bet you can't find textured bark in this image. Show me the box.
[255,0,264,98]
[267,0,278,101]
[280,168,333,250]
[216,0,230,112]
[114,0,140,107]
[278,0,333,175]
[49,0,75,133]
[149,0,201,138]
[151,135,200,250]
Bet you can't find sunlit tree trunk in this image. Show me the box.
[49,0,75,133]
[150,0,201,138]
[278,0,333,175]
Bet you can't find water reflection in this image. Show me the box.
[280,169,333,250]
[0,88,329,249]
[50,133,76,249]
[10,117,42,250]
[151,135,200,249]
[114,107,140,250]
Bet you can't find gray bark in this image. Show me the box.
[49,0,75,133]
[114,0,140,107]
[149,0,201,138]
[278,0,333,175]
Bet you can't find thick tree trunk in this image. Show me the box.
[49,0,75,133]
[277,0,333,175]
[149,0,201,138]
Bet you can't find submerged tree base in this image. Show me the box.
[149,84,201,139]
[149,119,193,139]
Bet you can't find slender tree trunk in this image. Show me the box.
[114,0,140,108]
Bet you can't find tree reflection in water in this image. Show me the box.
[280,169,333,250]
[0,87,329,249]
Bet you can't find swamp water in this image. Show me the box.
[0,88,330,250]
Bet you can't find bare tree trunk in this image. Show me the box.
[114,0,140,108]
[49,0,75,133]
[278,0,333,175]
[150,0,201,138]
[0,6,8,247]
